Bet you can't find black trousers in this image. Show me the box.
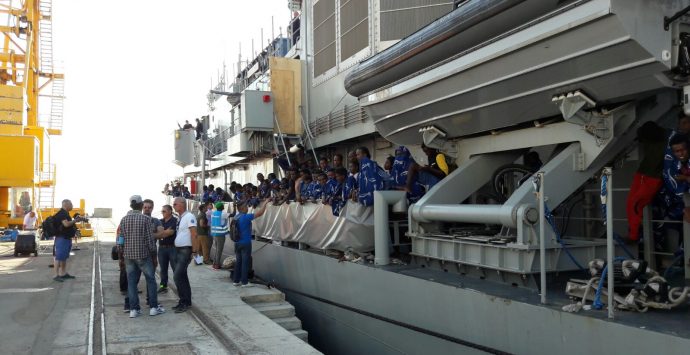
[119,265,128,292]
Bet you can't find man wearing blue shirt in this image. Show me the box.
[310,173,327,201]
[344,160,359,202]
[356,146,384,206]
[662,134,690,221]
[326,168,348,216]
[232,199,270,287]
[156,204,177,293]
[392,146,424,202]
[298,171,314,203]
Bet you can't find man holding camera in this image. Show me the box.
[53,199,81,282]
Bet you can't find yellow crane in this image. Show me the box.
[0,0,89,235]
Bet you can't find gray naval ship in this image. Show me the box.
[173,1,690,353]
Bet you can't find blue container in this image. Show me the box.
[2,229,19,242]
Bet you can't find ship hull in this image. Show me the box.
[251,240,690,355]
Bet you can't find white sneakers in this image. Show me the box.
[233,282,253,287]
[149,305,166,316]
[129,306,165,318]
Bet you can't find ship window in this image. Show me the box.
[340,0,369,61]
[313,0,337,77]
[380,0,454,41]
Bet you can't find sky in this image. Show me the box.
[49,0,293,220]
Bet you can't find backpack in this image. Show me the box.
[229,215,241,242]
[111,245,119,261]
[42,216,58,239]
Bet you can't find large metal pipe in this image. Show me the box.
[374,191,407,266]
[411,203,517,227]
[344,0,578,97]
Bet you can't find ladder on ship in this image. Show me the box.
[271,113,318,175]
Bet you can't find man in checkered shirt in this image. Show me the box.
[120,195,165,318]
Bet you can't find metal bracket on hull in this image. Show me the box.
[553,91,611,146]
[408,92,676,278]
[419,125,458,159]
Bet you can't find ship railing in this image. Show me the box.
[288,15,300,47]
[231,33,290,93]
[681,195,690,286]
[308,104,368,138]
[537,168,615,317]
[39,163,55,184]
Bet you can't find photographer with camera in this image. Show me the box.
[52,199,82,282]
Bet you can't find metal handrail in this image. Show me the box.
[602,167,614,319]
[536,171,546,304]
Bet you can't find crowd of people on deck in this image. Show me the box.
[161,181,192,198]
[163,143,452,218]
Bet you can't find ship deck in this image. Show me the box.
[395,265,690,338]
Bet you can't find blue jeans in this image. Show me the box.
[157,246,177,287]
[233,242,252,285]
[125,258,158,311]
[173,247,192,306]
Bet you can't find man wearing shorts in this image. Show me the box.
[53,199,80,282]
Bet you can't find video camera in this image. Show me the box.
[73,213,89,223]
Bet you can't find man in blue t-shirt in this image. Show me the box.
[356,146,384,206]
[232,199,270,287]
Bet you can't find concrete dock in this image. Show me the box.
[0,219,320,354]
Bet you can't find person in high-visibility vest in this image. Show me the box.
[210,202,232,270]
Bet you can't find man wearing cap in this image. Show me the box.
[210,202,231,270]
[172,197,196,313]
[120,195,165,318]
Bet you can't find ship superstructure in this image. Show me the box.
[173,1,690,354]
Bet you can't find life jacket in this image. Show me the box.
[210,210,229,237]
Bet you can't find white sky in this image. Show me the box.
[50,0,292,220]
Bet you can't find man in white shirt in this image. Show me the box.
[172,197,197,313]
[23,211,37,230]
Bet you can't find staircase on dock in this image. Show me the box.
[241,289,308,342]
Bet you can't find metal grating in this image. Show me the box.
[313,0,337,76]
[380,0,453,41]
[340,0,369,61]
[308,104,368,137]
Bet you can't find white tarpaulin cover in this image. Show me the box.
[251,201,375,253]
